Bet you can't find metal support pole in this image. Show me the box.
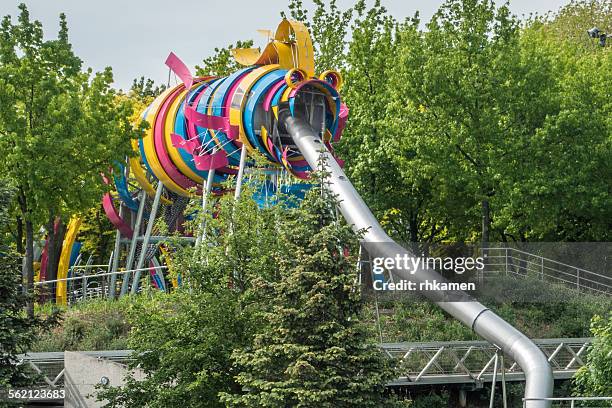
[415,346,445,382]
[225,145,248,262]
[505,247,509,276]
[103,251,112,297]
[195,160,216,247]
[489,351,499,408]
[234,145,248,200]
[120,190,147,296]
[501,354,508,408]
[81,273,87,300]
[130,182,164,295]
[108,205,124,299]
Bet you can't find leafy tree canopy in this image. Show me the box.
[574,312,612,401]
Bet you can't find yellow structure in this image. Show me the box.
[232,19,315,77]
[56,217,82,305]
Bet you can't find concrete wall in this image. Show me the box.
[64,351,145,408]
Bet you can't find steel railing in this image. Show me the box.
[523,397,612,407]
[484,247,611,296]
[34,265,168,305]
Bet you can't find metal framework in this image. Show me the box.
[17,338,592,391]
[15,350,134,392]
[383,338,592,386]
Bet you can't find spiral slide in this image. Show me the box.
[103,19,554,406]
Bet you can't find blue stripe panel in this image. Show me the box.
[211,67,256,165]
[243,70,287,162]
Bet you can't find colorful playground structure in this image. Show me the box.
[40,19,555,406]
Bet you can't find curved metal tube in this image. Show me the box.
[281,112,553,407]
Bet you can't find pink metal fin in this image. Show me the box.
[165,52,193,90]
[184,106,229,132]
[193,150,228,171]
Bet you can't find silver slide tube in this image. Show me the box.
[281,112,553,407]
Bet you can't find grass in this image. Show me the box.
[32,297,134,352]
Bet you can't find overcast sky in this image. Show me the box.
[0,0,568,90]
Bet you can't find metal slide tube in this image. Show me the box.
[281,112,553,408]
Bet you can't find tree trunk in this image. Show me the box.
[46,217,65,300]
[409,213,419,244]
[481,199,490,283]
[482,199,490,249]
[24,219,34,318]
[16,216,24,254]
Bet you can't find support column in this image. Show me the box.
[108,205,123,299]
[489,351,500,408]
[234,145,248,200]
[120,190,147,296]
[501,354,508,408]
[130,183,164,295]
[195,159,216,247]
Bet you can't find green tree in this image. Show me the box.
[499,1,612,241]
[195,40,254,77]
[574,312,612,403]
[339,3,414,237]
[97,291,250,408]
[78,205,115,265]
[0,4,140,314]
[282,0,355,72]
[384,0,567,244]
[0,178,16,250]
[221,172,397,408]
[0,240,59,393]
[534,0,611,52]
[500,47,611,241]
[98,185,285,407]
[129,76,166,100]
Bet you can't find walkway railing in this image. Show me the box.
[523,397,612,407]
[484,247,612,296]
[34,265,167,305]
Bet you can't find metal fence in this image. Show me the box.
[523,397,612,407]
[484,247,612,295]
[34,265,168,305]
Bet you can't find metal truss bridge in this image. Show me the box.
[382,337,591,387]
[16,338,591,401]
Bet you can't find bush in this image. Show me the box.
[573,313,612,405]
[32,298,131,352]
